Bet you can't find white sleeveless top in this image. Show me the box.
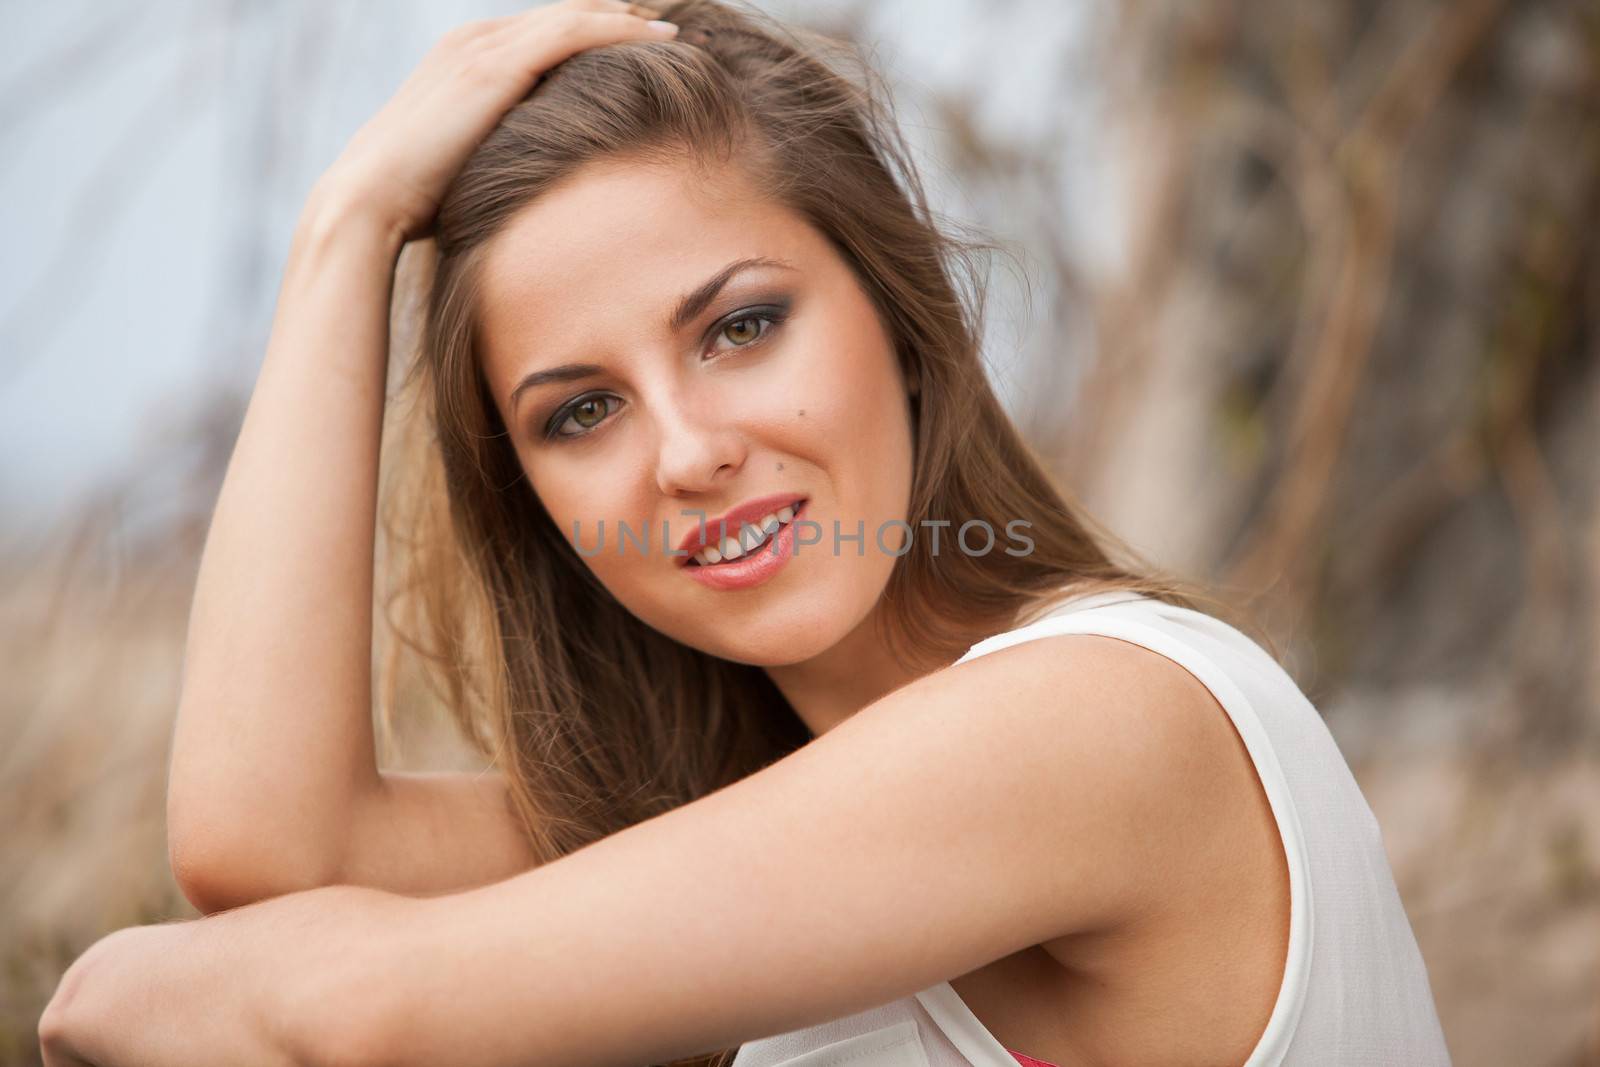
[731,590,1452,1067]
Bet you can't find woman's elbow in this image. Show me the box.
[168,828,334,916]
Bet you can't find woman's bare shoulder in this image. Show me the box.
[928,630,1274,912]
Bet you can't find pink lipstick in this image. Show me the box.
[679,497,809,592]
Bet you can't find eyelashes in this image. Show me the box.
[540,303,791,442]
[545,394,621,442]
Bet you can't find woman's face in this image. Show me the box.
[475,155,916,667]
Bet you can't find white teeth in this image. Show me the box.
[690,504,802,567]
[739,521,767,552]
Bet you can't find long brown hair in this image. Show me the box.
[377,2,1261,1061]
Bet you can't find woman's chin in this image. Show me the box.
[692,632,833,669]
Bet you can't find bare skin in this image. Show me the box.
[44,632,1290,1067]
[952,665,1290,1067]
[162,0,684,915]
[43,2,1291,1065]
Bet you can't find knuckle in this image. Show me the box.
[551,8,590,36]
[36,1006,65,1048]
[439,17,494,49]
[543,18,577,44]
[37,986,79,1052]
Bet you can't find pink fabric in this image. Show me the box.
[1006,1051,1061,1067]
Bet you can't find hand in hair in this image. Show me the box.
[316,0,680,245]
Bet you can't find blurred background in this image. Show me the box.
[2,0,1596,1062]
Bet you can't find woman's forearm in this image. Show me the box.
[167,181,405,912]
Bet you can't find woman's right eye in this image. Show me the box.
[546,394,621,440]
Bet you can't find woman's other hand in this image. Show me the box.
[317,0,679,244]
[37,886,414,1067]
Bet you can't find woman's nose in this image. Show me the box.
[652,397,747,498]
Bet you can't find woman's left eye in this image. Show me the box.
[710,308,786,354]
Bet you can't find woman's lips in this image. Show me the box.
[678,495,808,566]
[680,500,808,592]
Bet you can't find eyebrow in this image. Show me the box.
[508,255,798,413]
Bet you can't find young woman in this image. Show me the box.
[39,1,1451,1065]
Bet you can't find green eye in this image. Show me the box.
[710,306,788,354]
[721,315,765,346]
[571,397,609,428]
[547,393,620,439]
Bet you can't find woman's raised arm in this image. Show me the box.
[164,1,681,916]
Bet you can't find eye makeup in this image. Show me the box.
[536,294,794,442]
